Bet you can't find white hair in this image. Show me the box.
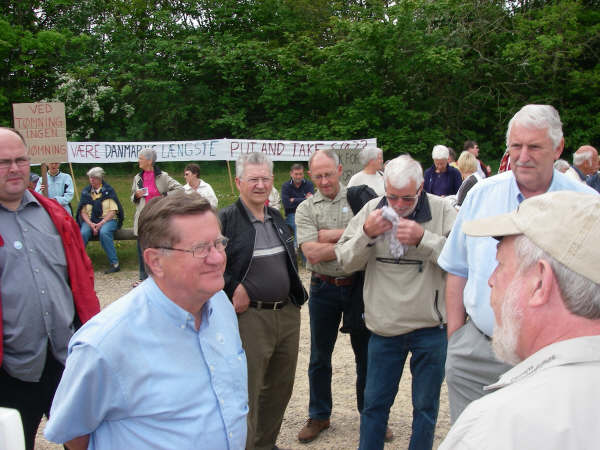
[506,105,563,150]
[86,166,105,179]
[553,159,570,172]
[432,145,449,160]
[359,147,382,167]
[139,147,157,164]
[235,152,273,178]
[573,148,594,166]
[384,155,424,190]
[514,235,600,319]
[308,149,339,169]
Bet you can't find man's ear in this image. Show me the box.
[144,248,164,278]
[528,259,554,307]
[554,137,565,159]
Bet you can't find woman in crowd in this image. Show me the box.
[456,151,482,207]
[182,163,218,208]
[131,148,182,286]
[347,147,385,195]
[76,166,124,274]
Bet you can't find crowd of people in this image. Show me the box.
[1,102,600,450]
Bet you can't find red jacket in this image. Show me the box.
[0,191,100,364]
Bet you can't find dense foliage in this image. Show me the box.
[1,0,599,165]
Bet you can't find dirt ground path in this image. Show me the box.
[37,268,450,449]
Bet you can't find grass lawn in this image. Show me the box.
[64,161,297,272]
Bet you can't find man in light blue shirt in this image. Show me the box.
[45,191,248,450]
[35,162,74,215]
[438,104,598,423]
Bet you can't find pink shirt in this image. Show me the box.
[142,171,161,200]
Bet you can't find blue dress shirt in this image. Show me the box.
[438,170,597,336]
[45,278,248,450]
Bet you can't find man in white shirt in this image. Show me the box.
[440,191,600,450]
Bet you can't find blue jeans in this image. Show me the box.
[308,276,370,420]
[359,327,447,450]
[80,220,119,266]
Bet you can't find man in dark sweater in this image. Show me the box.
[281,163,314,249]
[424,145,463,197]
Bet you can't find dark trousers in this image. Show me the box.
[0,351,65,450]
[307,276,370,419]
[136,239,148,280]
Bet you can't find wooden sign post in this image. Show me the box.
[12,102,78,200]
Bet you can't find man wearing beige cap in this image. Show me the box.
[439,191,600,450]
[438,104,598,423]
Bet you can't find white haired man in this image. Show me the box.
[423,145,463,197]
[337,155,457,450]
[440,191,600,449]
[347,147,385,196]
[565,145,598,182]
[219,152,306,450]
[438,105,598,423]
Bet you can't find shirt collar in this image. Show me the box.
[509,169,561,205]
[3,189,41,212]
[313,182,345,204]
[485,335,600,392]
[240,200,271,223]
[144,277,214,331]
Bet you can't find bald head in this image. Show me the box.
[573,145,599,176]
[0,127,31,210]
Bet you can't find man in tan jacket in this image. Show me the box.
[336,155,457,450]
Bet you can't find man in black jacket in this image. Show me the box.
[219,152,307,450]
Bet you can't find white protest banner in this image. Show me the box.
[67,138,376,164]
[13,102,68,164]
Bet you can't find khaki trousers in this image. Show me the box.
[238,302,301,450]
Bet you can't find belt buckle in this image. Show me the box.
[272,301,283,310]
[333,277,345,287]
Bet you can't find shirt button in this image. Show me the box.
[34,268,39,273]
[209,365,214,372]
[23,228,28,232]
[180,324,185,329]
[41,290,46,294]
[29,249,34,253]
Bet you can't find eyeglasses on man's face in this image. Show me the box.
[156,236,229,259]
[0,156,30,170]
[243,177,273,186]
[386,188,421,203]
[312,172,337,182]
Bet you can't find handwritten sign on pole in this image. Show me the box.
[12,102,68,164]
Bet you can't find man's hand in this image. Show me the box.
[395,217,424,246]
[232,284,250,314]
[305,192,313,198]
[363,209,392,238]
[39,183,47,195]
[134,189,145,199]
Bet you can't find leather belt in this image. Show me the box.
[249,300,288,310]
[312,272,355,287]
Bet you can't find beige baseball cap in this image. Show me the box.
[462,191,600,284]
